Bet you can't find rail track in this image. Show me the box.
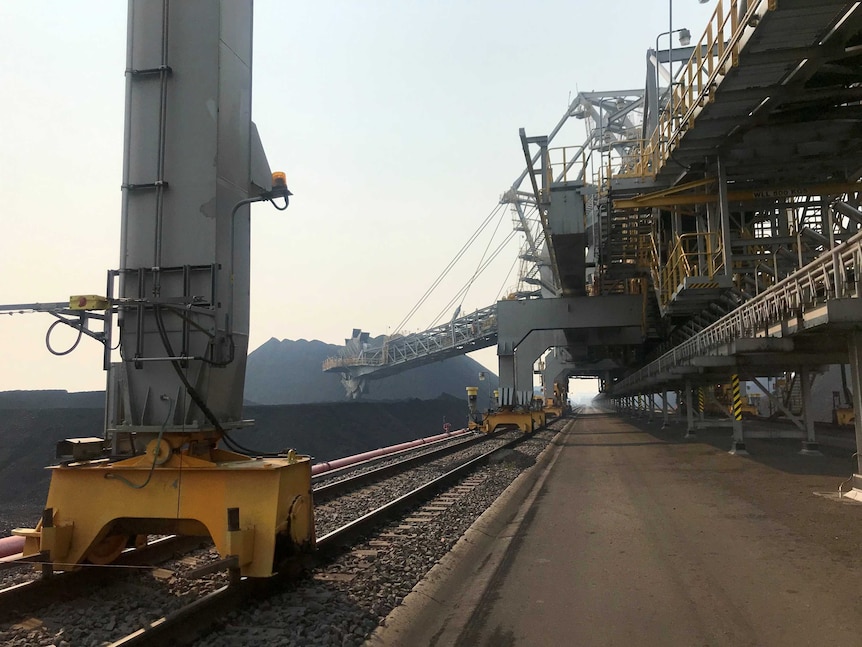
[0,418,570,647]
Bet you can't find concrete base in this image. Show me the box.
[840,486,862,502]
[745,429,805,439]
[799,441,823,456]
[842,475,862,502]
[729,441,749,456]
[694,419,734,430]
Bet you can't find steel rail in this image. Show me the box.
[314,430,527,549]
[312,429,494,500]
[0,535,206,623]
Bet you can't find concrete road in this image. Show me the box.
[455,408,862,646]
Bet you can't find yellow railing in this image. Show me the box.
[546,145,588,184]
[614,138,651,179]
[611,0,773,181]
[660,232,724,306]
[655,0,772,173]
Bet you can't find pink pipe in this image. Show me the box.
[0,535,24,559]
[311,428,469,476]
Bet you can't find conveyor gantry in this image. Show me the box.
[322,304,499,399]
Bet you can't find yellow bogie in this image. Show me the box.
[479,410,540,434]
[14,453,314,578]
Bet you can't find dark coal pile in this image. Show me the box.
[0,394,472,535]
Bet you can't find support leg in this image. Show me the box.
[729,373,748,455]
[661,391,669,428]
[850,332,862,475]
[685,381,696,439]
[799,366,822,455]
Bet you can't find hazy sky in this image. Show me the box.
[0,1,716,394]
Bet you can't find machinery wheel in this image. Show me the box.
[85,534,129,565]
[288,493,313,545]
[273,494,314,575]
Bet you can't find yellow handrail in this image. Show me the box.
[612,0,773,181]
[653,0,772,174]
[660,232,724,306]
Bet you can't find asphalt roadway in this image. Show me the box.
[371,407,862,646]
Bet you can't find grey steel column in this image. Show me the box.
[849,331,862,474]
[717,156,733,276]
[498,354,516,407]
[114,0,264,434]
[799,366,820,454]
[685,380,695,438]
[661,391,669,427]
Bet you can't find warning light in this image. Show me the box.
[272,171,287,188]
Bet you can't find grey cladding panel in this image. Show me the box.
[548,186,586,235]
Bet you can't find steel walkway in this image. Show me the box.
[322,305,498,398]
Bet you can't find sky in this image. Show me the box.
[0,0,717,396]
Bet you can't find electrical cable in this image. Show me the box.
[494,252,522,302]
[426,229,518,328]
[105,395,173,489]
[392,202,505,334]
[268,194,289,211]
[45,318,84,356]
[425,228,519,328]
[153,306,282,457]
[458,201,508,313]
[154,305,225,434]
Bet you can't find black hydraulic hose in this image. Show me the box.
[154,305,224,434]
[154,305,282,458]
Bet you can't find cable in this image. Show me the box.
[426,229,517,328]
[494,252,522,301]
[105,395,173,489]
[45,318,84,356]
[154,305,225,434]
[426,228,519,328]
[268,194,289,211]
[153,306,282,457]
[392,202,505,334]
[220,431,281,457]
[459,202,508,312]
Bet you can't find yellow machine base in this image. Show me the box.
[543,405,564,419]
[13,450,314,578]
[833,407,855,426]
[479,410,545,433]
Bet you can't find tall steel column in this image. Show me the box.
[717,156,734,276]
[685,380,695,438]
[849,331,862,474]
[799,366,821,454]
[113,0,269,435]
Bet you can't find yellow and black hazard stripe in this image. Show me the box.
[686,282,720,289]
[731,374,743,421]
